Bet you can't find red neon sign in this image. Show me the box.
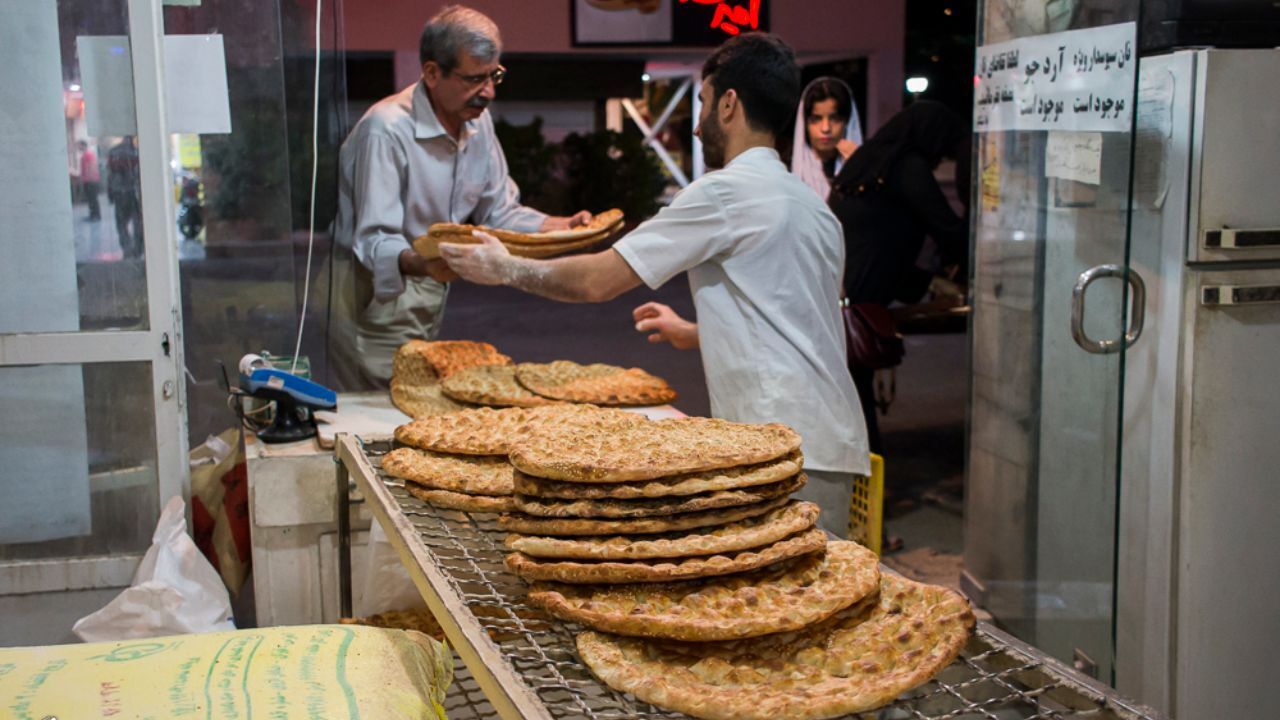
[680,0,761,36]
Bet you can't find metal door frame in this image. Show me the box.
[0,0,188,594]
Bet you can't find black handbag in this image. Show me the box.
[841,299,905,370]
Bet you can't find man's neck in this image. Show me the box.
[723,131,776,166]
[424,83,464,140]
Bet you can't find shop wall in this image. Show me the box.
[335,0,906,132]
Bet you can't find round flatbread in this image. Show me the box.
[511,473,805,519]
[441,365,560,407]
[498,494,791,536]
[512,451,803,500]
[505,528,826,584]
[505,500,820,561]
[514,361,677,406]
[576,573,976,720]
[509,417,802,483]
[529,540,879,640]
[394,404,646,456]
[382,447,512,496]
[404,483,515,513]
[392,339,511,383]
[390,379,471,418]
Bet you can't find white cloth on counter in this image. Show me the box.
[614,146,870,476]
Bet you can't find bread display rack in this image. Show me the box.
[333,434,1169,720]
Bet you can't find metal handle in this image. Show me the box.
[1203,228,1280,250]
[1071,264,1146,354]
[1202,284,1280,306]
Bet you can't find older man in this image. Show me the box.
[331,5,589,389]
[440,33,869,537]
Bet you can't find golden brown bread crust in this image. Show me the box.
[514,361,677,406]
[505,528,826,584]
[509,417,803,482]
[392,339,512,382]
[441,365,561,407]
[382,447,513,496]
[498,494,791,536]
[505,501,820,560]
[405,483,516,513]
[394,404,646,456]
[511,473,805,519]
[528,540,879,640]
[414,210,624,259]
[576,574,976,720]
[512,451,803,500]
[339,608,446,641]
[389,379,471,418]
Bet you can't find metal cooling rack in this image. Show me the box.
[335,435,1169,720]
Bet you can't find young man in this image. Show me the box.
[330,5,590,389]
[440,33,869,536]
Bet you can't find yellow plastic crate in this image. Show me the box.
[848,452,885,555]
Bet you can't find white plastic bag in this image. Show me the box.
[73,496,235,641]
[356,520,425,617]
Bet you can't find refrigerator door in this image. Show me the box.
[1177,265,1280,720]
[1189,49,1280,264]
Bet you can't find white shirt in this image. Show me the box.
[615,147,870,474]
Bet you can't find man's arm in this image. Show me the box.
[439,231,642,303]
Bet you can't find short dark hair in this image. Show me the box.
[701,33,800,140]
[419,5,501,72]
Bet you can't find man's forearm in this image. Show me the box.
[499,254,616,303]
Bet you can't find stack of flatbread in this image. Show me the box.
[491,415,974,719]
[436,359,677,408]
[389,340,512,418]
[386,404,647,513]
[413,208,625,260]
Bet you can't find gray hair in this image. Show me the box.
[419,5,501,72]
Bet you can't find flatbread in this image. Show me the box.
[509,417,802,483]
[576,574,976,720]
[528,540,879,640]
[339,608,445,641]
[498,494,791,536]
[505,528,826,584]
[421,228,616,260]
[394,404,646,456]
[504,500,820,561]
[382,447,513,496]
[514,361,677,406]
[405,483,515,513]
[512,451,804,499]
[389,379,470,418]
[511,473,805,519]
[391,339,512,383]
[441,364,561,407]
[414,210,624,259]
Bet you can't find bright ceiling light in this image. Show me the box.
[906,76,929,94]
[69,83,81,92]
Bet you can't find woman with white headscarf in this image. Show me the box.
[790,77,862,200]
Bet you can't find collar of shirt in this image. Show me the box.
[412,80,480,147]
[726,145,781,169]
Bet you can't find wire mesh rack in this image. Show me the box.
[336,436,1168,720]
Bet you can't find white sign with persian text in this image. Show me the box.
[974,22,1136,133]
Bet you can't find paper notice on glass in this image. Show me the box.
[1134,66,1175,208]
[1045,131,1102,185]
[79,34,231,137]
[975,22,1136,133]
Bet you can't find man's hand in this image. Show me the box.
[399,249,458,282]
[438,230,514,286]
[836,138,859,161]
[633,302,699,350]
[539,210,592,232]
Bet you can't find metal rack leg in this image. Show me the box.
[337,454,352,619]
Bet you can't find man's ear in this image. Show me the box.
[720,88,739,125]
[422,61,441,89]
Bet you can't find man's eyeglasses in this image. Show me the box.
[450,65,506,88]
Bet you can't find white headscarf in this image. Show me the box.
[790,77,862,201]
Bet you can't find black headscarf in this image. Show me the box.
[834,100,966,195]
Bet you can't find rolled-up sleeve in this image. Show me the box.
[472,130,547,233]
[350,132,413,301]
[613,180,732,289]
